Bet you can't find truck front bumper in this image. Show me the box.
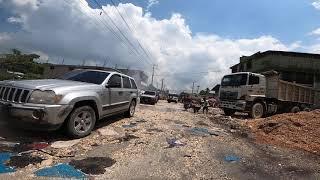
[220,100,247,111]
[0,101,73,130]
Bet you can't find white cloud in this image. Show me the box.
[0,0,297,90]
[310,28,320,36]
[146,0,159,11]
[312,0,320,10]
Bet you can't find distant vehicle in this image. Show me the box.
[167,94,179,103]
[140,91,157,105]
[0,69,139,137]
[219,71,317,118]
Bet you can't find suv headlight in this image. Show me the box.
[28,90,62,104]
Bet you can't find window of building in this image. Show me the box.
[122,76,131,88]
[130,79,137,89]
[108,74,122,88]
[249,74,260,85]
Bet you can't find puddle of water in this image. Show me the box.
[69,157,116,175]
[35,163,86,178]
[6,154,44,168]
[0,153,15,173]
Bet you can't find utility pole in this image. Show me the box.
[82,59,85,66]
[191,82,195,95]
[151,64,156,86]
[160,79,164,91]
[197,85,200,94]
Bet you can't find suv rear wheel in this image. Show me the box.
[125,100,136,117]
[250,102,265,119]
[66,106,96,138]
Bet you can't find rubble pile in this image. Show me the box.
[245,110,320,155]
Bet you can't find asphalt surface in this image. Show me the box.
[0,101,318,179]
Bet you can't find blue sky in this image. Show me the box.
[86,0,320,46]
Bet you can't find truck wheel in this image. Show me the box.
[303,107,311,112]
[250,102,265,119]
[125,100,136,117]
[66,106,96,138]
[291,106,300,113]
[223,108,236,116]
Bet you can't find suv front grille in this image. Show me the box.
[0,86,31,103]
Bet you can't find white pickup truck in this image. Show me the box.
[219,71,317,118]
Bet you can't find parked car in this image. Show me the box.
[167,94,179,103]
[140,91,157,105]
[0,69,139,137]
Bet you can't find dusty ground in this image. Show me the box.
[0,100,318,179]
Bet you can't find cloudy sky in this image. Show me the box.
[0,0,320,92]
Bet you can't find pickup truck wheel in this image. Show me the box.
[250,102,265,119]
[223,108,236,116]
[125,100,136,117]
[66,106,96,138]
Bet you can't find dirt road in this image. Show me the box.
[0,101,319,179]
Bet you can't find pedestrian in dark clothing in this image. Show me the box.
[202,97,209,114]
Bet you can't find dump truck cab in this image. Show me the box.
[219,72,267,116]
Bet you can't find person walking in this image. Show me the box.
[202,97,209,114]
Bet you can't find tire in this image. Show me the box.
[291,106,300,113]
[66,106,96,138]
[303,107,311,112]
[223,108,236,116]
[250,102,265,119]
[125,100,136,117]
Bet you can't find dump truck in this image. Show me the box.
[219,71,318,118]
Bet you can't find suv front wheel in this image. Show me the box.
[66,106,96,138]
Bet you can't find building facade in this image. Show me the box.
[43,64,148,89]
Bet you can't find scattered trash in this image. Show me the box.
[196,121,209,127]
[35,163,86,178]
[188,127,220,136]
[0,141,19,147]
[166,138,186,148]
[224,155,240,162]
[40,158,54,167]
[6,154,44,168]
[0,153,15,173]
[69,157,116,175]
[122,122,137,128]
[97,127,120,136]
[135,119,147,123]
[146,128,163,133]
[29,142,49,150]
[117,134,139,142]
[51,139,81,149]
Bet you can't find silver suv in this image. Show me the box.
[0,69,139,137]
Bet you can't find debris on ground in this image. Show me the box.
[116,133,139,143]
[187,127,220,136]
[224,155,240,162]
[69,157,116,175]
[97,127,120,136]
[245,110,320,155]
[0,153,15,173]
[166,138,186,148]
[35,163,86,178]
[51,139,81,149]
[5,154,44,168]
[122,122,137,128]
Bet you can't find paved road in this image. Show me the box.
[0,101,319,179]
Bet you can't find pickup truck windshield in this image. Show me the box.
[59,70,110,84]
[144,91,156,95]
[221,74,247,86]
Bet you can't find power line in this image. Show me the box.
[92,0,152,66]
[108,0,154,65]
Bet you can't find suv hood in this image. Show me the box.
[0,79,98,90]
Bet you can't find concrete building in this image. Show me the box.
[43,64,148,89]
[230,50,320,106]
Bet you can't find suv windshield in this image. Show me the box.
[221,74,248,86]
[59,70,110,85]
[144,91,156,95]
